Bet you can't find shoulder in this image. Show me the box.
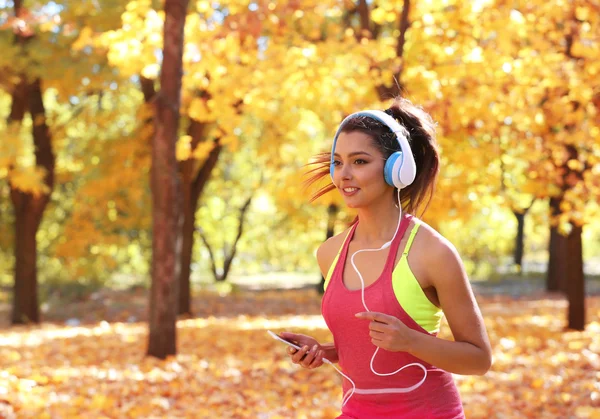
[412,219,457,256]
[315,225,354,277]
[410,219,464,284]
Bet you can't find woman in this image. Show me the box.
[280,97,492,418]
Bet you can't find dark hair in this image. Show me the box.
[304,97,440,217]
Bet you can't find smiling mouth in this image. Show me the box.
[341,187,360,196]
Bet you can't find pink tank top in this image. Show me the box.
[321,215,465,419]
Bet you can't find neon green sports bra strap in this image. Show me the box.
[403,221,420,255]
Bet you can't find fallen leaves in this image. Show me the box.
[0,289,599,418]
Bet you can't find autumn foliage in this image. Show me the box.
[0,0,600,417]
[0,288,599,418]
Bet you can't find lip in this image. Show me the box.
[341,187,360,197]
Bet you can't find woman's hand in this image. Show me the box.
[279,332,326,369]
[355,312,418,353]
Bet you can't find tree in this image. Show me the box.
[198,194,253,282]
[147,0,188,359]
[177,118,222,313]
[507,2,598,329]
[1,0,133,323]
[5,1,55,324]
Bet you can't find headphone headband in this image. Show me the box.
[330,110,417,189]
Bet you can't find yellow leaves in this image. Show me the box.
[465,46,484,63]
[89,393,116,410]
[1,290,600,417]
[531,377,544,388]
[212,33,244,60]
[9,167,50,197]
[575,406,600,419]
[509,9,526,24]
[571,41,593,60]
[370,8,392,25]
[196,0,212,14]
[575,6,590,21]
[193,139,217,160]
[567,159,585,172]
[5,351,21,362]
[188,97,214,123]
[534,112,545,125]
[140,63,160,79]
[176,135,192,161]
[72,27,94,52]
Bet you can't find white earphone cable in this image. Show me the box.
[336,189,427,406]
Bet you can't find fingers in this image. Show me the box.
[302,345,324,369]
[368,321,389,333]
[280,332,299,341]
[309,349,325,368]
[288,344,308,364]
[355,311,395,324]
[369,328,386,339]
[288,344,323,369]
[369,331,385,343]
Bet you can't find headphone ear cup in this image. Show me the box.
[384,151,404,188]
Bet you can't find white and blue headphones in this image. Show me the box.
[329,110,416,190]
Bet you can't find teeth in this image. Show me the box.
[344,188,358,192]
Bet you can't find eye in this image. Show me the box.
[332,160,341,166]
[354,159,367,164]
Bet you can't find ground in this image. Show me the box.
[0,278,599,418]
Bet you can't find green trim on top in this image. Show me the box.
[324,220,443,334]
[391,222,443,334]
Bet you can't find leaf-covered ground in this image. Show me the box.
[1,287,599,419]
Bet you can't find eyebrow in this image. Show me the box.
[333,151,373,158]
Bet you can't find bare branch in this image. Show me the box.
[50,100,89,138]
[376,0,411,99]
[222,195,253,280]
[140,76,156,103]
[396,0,411,65]
[198,228,219,282]
[356,0,372,39]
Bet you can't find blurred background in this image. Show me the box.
[1,0,599,305]
[0,0,599,417]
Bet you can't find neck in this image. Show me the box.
[354,196,403,245]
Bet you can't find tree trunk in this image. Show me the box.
[513,210,525,269]
[178,180,196,315]
[547,197,567,293]
[547,225,564,293]
[378,0,411,98]
[177,119,222,315]
[147,0,188,359]
[8,78,28,121]
[547,144,586,329]
[565,225,585,330]
[11,194,41,324]
[351,0,410,99]
[318,203,338,294]
[9,77,55,325]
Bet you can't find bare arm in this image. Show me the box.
[357,230,492,375]
[408,234,492,375]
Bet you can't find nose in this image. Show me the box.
[339,162,352,181]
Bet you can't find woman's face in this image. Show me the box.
[332,131,391,208]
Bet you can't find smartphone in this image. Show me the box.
[267,330,302,351]
[267,330,332,365]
